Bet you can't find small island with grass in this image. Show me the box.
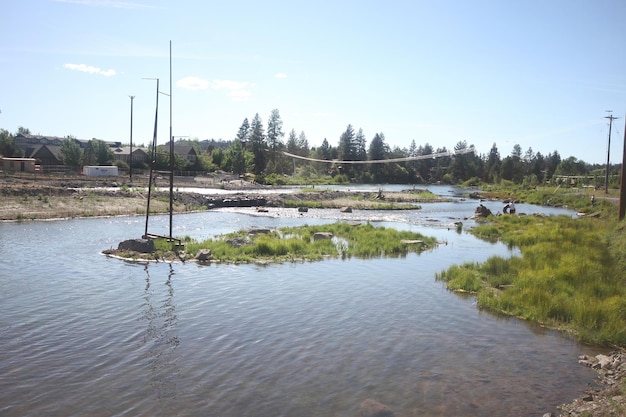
[103,222,438,264]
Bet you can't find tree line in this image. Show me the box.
[1,110,622,188]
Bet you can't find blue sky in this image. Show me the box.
[2,0,625,164]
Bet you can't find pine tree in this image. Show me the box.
[286,129,298,154]
[248,113,266,175]
[297,131,309,156]
[338,124,356,161]
[368,133,387,182]
[317,138,331,160]
[355,128,367,161]
[266,109,284,157]
[236,118,250,142]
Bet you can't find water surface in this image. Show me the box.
[0,192,601,417]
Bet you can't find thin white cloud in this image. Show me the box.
[210,79,254,102]
[275,72,287,79]
[177,76,210,91]
[228,89,253,102]
[64,63,116,77]
[54,0,153,9]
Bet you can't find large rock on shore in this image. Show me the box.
[117,238,155,253]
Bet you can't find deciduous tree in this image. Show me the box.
[60,137,82,169]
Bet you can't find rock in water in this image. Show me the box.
[195,249,212,262]
[118,238,155,253]
[359,399,395,417]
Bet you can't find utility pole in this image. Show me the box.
[604,111,619,194]
[619,115,626,220]
[129,95,135,185]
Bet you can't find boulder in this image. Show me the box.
[227,237,249,247]
[249,227,272,234]
[195,249,212,262]
[474,204,492,217]
[298,206,309,212]
[118,238,155,253]
[313,232,333,240]
[359,399,395,417]
[596,354,613,370]
[340,206,353,213]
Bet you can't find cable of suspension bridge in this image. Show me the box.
[279,146,475,164]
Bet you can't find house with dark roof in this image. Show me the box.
[158,143,198,165]
[112,146,150,166]
[14,134,125,167]
[23,144,63,166]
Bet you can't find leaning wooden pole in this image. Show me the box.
[145,78,159,238]
[619,116,626,220]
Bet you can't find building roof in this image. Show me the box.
[22,144,63,163]
[158,143,197,155]
[15,133,122,148]
[112,146,149,156]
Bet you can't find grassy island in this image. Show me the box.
[107,222,438,264]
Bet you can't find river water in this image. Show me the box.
[0,185,604,417]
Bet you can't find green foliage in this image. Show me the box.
[60,137,82,168]
[0,129,22,157]
[438,214,626,346]
[182,222,437,263]
[83,139,114,165]
[225,139,249,175]
[461,176,481,187]
[332,174,349,184]
[113,160,129,170]
[263,173,287,185]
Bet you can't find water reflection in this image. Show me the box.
[141,264,180,411]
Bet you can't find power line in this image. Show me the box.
[281,146,475,165]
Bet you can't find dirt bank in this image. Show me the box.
[0,177,444,221]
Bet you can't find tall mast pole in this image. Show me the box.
[604,111,619,194]
[169,40,174,240]
[129,95,135,185]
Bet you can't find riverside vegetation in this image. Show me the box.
[116,222,438,264]
[438,186,626,347]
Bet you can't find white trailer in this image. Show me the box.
[82,166,119,177]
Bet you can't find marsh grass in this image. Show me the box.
[170,222,437,264]
[437,214,626,346]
